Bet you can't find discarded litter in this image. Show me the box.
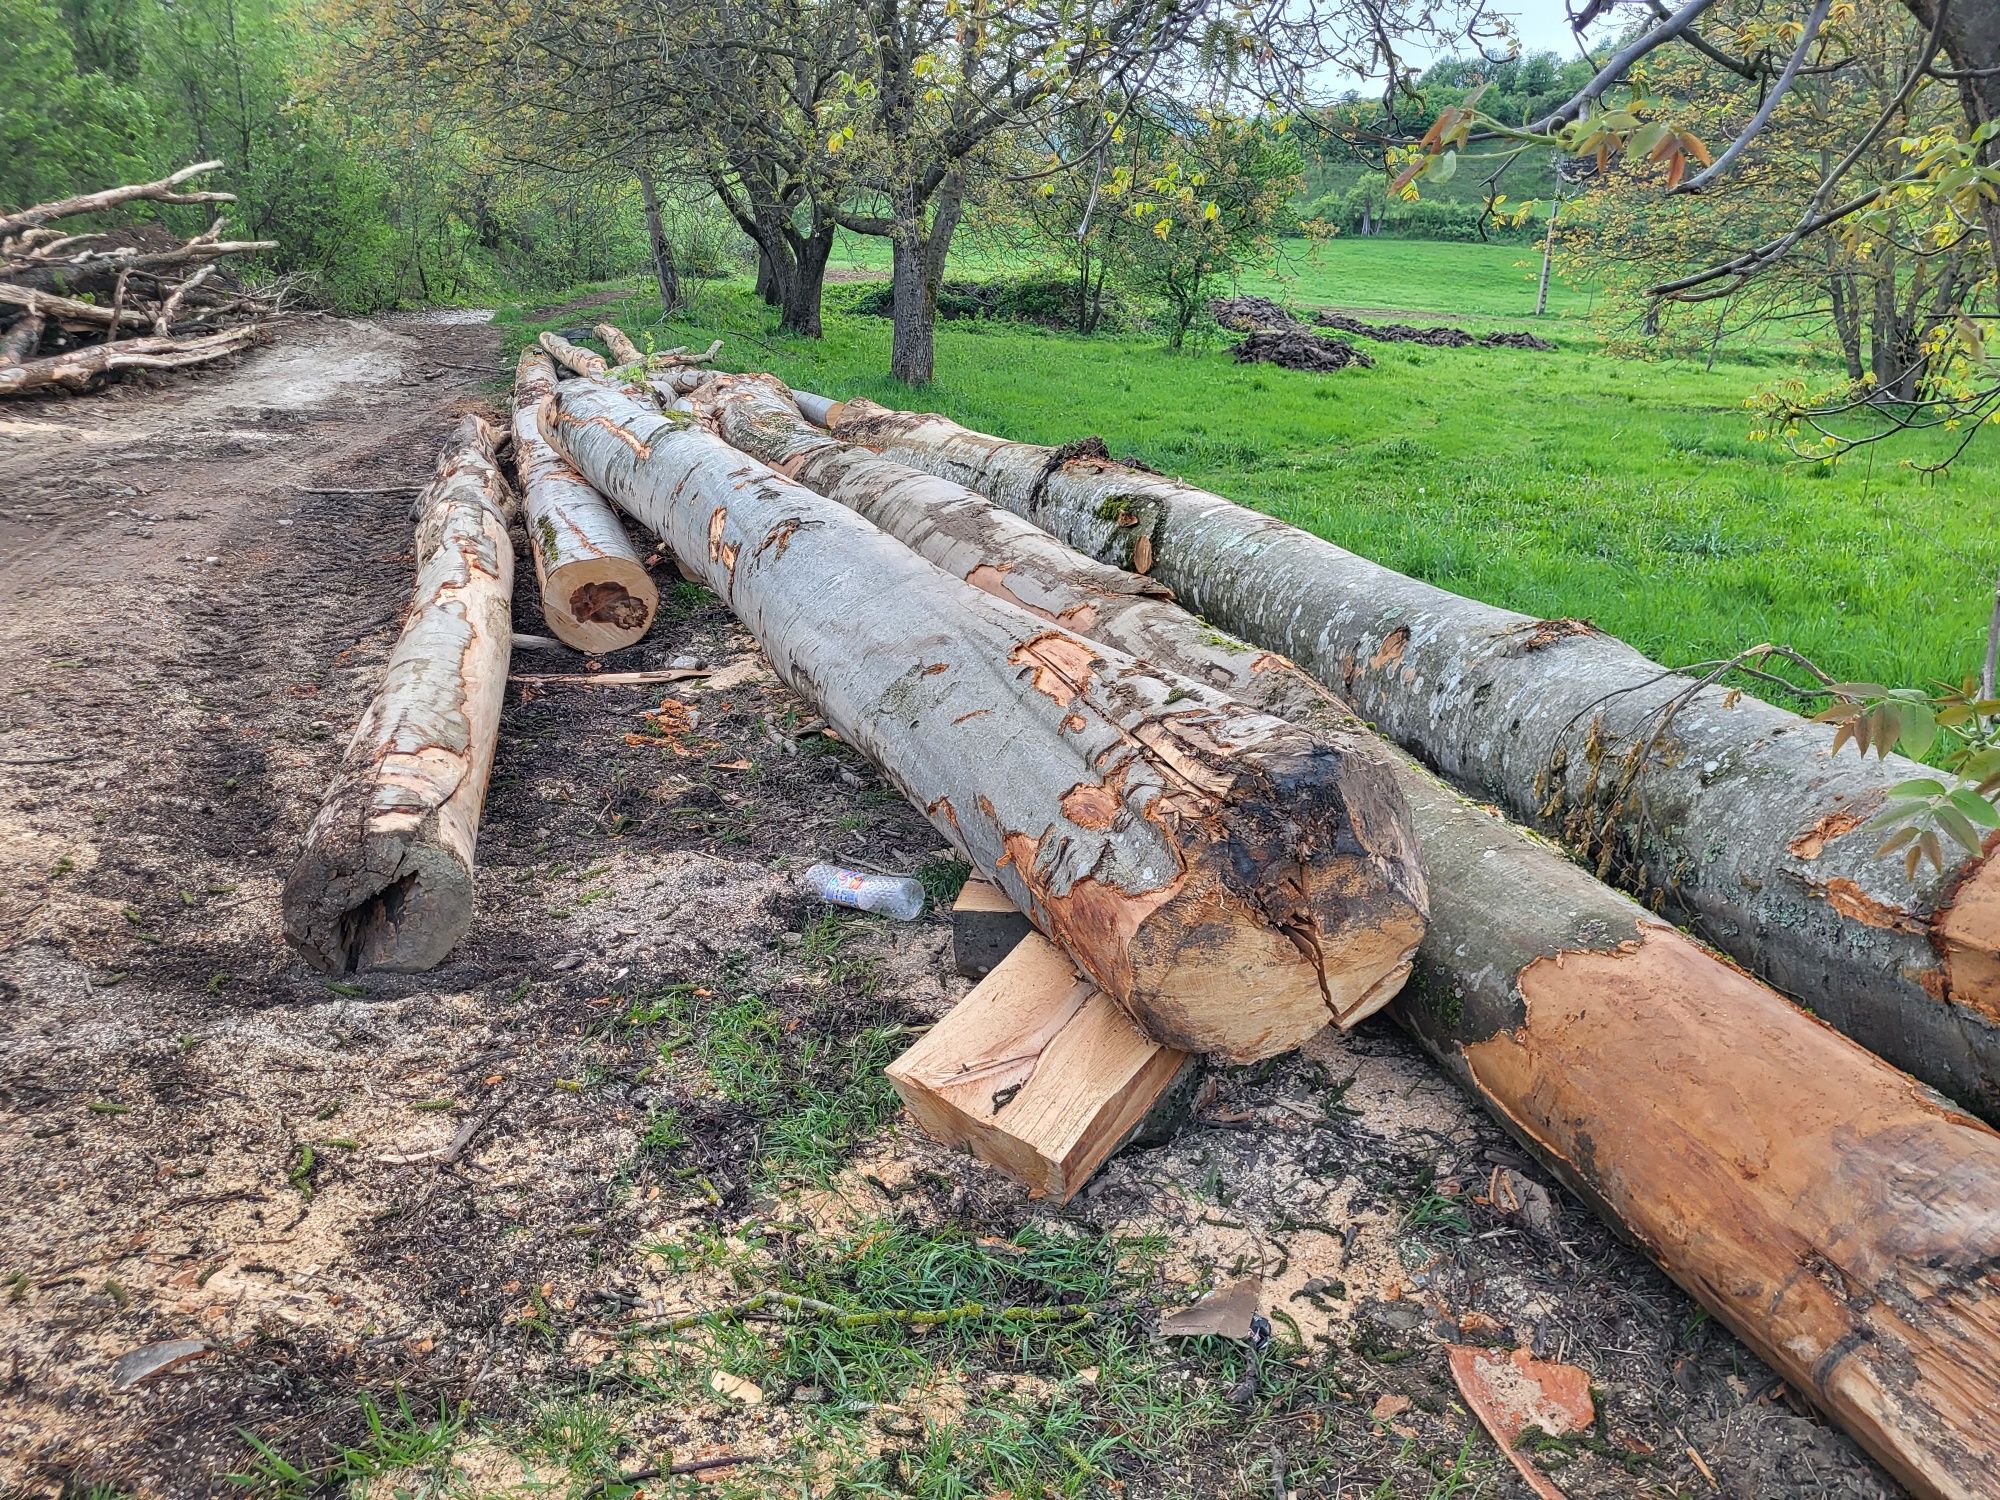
[804,862,925,920]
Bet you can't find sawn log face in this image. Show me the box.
[544,379,1426,1062]
[827,399,2000,1120]
[511,349,657,652]
[707,376,2000,1500]
[282,414,514,973]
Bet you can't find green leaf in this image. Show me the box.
[1948,788,2000,828]
[1428,150,1458,185]
[1896,703,1937,761]
[1937,804,1987,855]
[1886,778,1950,798]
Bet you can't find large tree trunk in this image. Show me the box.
[0,326,261,397]
[779,223,834,339]
[821,398,2000,1120]
[633,165,681,317]
[543,380,1426,1062]
[886,176,959,384]
[698,373,2000,1500]
[511,349,657,652]
[282,415,515,973]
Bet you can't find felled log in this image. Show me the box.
[0,312,44,367]
[510,349,657,652]
[538,329,609,380]
[701,374,2000,1500]
[821,397,2000,1120]
[0,281,154,332]
[595,323,646,366]
[544,380,1427,1061]
[0,326,261,397]
[282,415,515,973]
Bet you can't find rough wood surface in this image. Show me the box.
[510,349,657,652]
[282,414,515,973]
[0,312,45,367]
[823,396,2000,1121]
[0,161,235,243]
[595,323,646,366]
[545,378,1427,1062]
[887,931,1192,1201]
[0,326,261,397]
[705,374,2000,1500]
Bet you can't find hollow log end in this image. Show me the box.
[282,834,475,975]
[544,556,661,654]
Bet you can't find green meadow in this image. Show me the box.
[505,237,1999,698]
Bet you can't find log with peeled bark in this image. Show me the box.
[820,396,2000,1121]
[282,415,515,973]
[699,372,2000,1500]
[595,323,646,366]
[0,325,261,397]
[543,379,1427,1061]
[510,349,657,652]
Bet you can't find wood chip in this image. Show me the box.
[509,668,710,687]
[1157,1277,1260,1339]
[1446,1345,1594,1500]
[111,1338,210,1391]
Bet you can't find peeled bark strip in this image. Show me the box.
[0,326,261,397]
[706,376,2000,1500]
[283,415,515,973]
[511,349,657,652]
[545,380,1426,1061]
[824,397,2000,1120]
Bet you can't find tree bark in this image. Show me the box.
[822,397,2000,1120]
[633,164,681,317]
[511,349,657,653]
[700,373,2000,1500]
[0,160,234,242]
[596,324,646,367]
[885,177,962,385]
[543,380,1427,1062]
[283,415,515,974]
[0,326,260,397]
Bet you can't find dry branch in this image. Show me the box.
[0,161,235,243]
[822,397,2000,1120]
[282,415,516,973]
[701,373,2000,1500]
[545,379,1426,1061]
[0,326,261,397]
[511,348,657,652]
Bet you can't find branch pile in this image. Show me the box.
[0,162,280,398]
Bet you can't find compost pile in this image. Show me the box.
[0,162,281,398]
[1314,309,1553,351]
[1231,326,1374,370]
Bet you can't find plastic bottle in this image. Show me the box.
[803,862,926,920]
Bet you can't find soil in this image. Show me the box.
[0,313,1903,1499]
[1230,327,1374,372]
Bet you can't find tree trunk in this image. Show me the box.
[701,373,2000,1500]
[754,246,780,306]
[511,349,657,653]
[282,415,515,973]
[822,398,2000,1120]
[0,326,261,397]
[634,165,681,317]
[544,380,1427,1062]
[779,224,832,338]
[887,177,959,384]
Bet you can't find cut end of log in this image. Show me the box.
[547,557,661,654]
[283,838,476,974]
[1936,840,2000,1026]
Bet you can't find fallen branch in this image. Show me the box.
[0,161,235,243]
[0,326,261,398]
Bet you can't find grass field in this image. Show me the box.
[506,238,2000,701]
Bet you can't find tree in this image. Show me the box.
[1100,108,1301,347]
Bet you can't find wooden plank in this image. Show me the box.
[887,933,1192,1201]
[950,876,1036,978]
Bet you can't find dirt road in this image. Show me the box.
[0,314,1901,1498]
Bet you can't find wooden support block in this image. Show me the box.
[951,875,1036,978]
[888,932,1192,1201]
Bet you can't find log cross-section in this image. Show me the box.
[511,349,657,652]
[823,396,2000,1121]
[282,414,515,973]
[697,372,2000,1500]
[544,378,1427,1062]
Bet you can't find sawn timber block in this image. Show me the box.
[888,931,1194,1201]
[950,875,1037,978]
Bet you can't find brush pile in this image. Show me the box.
[1230,326,1373,371]
[0,162,280,398]
[1314,309,1553,351]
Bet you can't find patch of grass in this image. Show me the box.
[229,1393,463,1499]
[915,854,972,907]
